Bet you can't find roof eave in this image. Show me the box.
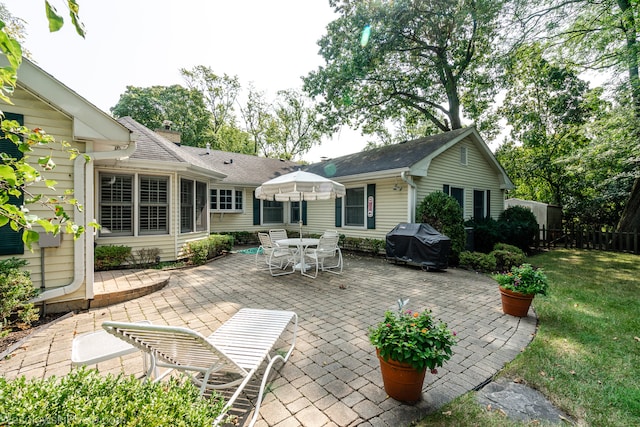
[5,57,132,146]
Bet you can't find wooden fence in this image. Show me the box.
[534,225,640,255]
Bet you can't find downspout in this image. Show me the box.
[401,171,417,223]
[31,141,136,304]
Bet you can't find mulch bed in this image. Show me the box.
[0,312,70,355]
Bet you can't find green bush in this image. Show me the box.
[95,245,132,271]
[127,248,161,268]
[490,243,526,272]
[459,251,497,273]
[416,192,465,264]
[0,258,39,336]
[0,368,226,426]
[184,234,234,266]
[498,206,539,253]
[464,217,501,253]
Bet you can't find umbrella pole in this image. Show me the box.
[299,193,303,239]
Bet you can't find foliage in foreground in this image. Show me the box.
[0,257,38,336]
[418,249,640,427]
[0,368,226,426]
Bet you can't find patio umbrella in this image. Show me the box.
[255,170,346,237]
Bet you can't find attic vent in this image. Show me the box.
[460,146,468,165]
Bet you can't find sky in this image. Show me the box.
[4,0,368,162]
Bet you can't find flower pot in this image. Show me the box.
[499,286,534,317]
[376,349,426,402]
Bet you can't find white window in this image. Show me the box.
[473,189,491,219]
[443,184,464,210]
[139,176,169,235]
[460,146,468,165]
[99,173,169,236]
[345,187,365,227]
[100,174,133,236]
[181,178,208,233]
[263,200,284,224]
[210,188,243,212]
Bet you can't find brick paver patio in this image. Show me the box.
[0,251,536,426]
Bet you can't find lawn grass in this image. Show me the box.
[416,249,640,427]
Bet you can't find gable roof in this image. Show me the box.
[116,116,226,179]
[1,57,131,146]
[304,127,514,189]
[181,146,300,186]
[305,127,472,179]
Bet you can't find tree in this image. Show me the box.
[1,1,91,248]
[238,84,273,155]
[263,89,323,160]
[510,0,640,230]
[496,43,595,207]
[180,65,241,150]
[303,0,505,138]
[110,85,213,147]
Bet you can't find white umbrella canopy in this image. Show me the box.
[255,170,346,236]
[255,170,346,202]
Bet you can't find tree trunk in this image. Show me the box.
[617,177,640,231]
[616,0,640,232]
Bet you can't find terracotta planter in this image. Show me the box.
[499,286,535,317]
[376,349,426,402]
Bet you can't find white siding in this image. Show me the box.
[1,87,81,293]
[415,136,507,219]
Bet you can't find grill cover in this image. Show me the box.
[385,223,451,270]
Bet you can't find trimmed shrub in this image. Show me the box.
[0,368,226,426]
[95,245,132,271]
[0,258,38,336]
[416,192,465,264]
[490,243,526,273]
[183,234,234,266]
[127,248,161,268]
[459,251,497,273]
[498,206,539,253]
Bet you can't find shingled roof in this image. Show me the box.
[304,127,473,178]
[181,146,300,186]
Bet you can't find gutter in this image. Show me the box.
[31,140,137,304]
[401,171,417,223]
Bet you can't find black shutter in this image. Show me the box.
[0,113,25,255]
[487,190,491,219]
[253,192,260,225]
[302,200,307,225]
[335,198,342,227]
[367,184,376,229]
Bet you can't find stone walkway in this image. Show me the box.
[0,251,536,426]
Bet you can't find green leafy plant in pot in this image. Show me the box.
[493,263,548,317]
[369,299,457,402]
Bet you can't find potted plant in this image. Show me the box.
[494,263,548,317]
[369,299,457,402]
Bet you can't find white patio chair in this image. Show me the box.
[256,232,295,276]
[302,234,343,278]
[268,229,289,245]
[102,308,298,427]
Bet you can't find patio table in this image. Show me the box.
[275,238,319,274]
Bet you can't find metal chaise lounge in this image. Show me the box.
[102,308,298,427]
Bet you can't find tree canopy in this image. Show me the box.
[110,85,213,147]
[303,0,505,139]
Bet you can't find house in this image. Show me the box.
[94,116,226,261]
[0,57,134,312]
[0,59,228,313]
[1,57,513,313]
[191,126,514,240]
[301,127,514,239]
